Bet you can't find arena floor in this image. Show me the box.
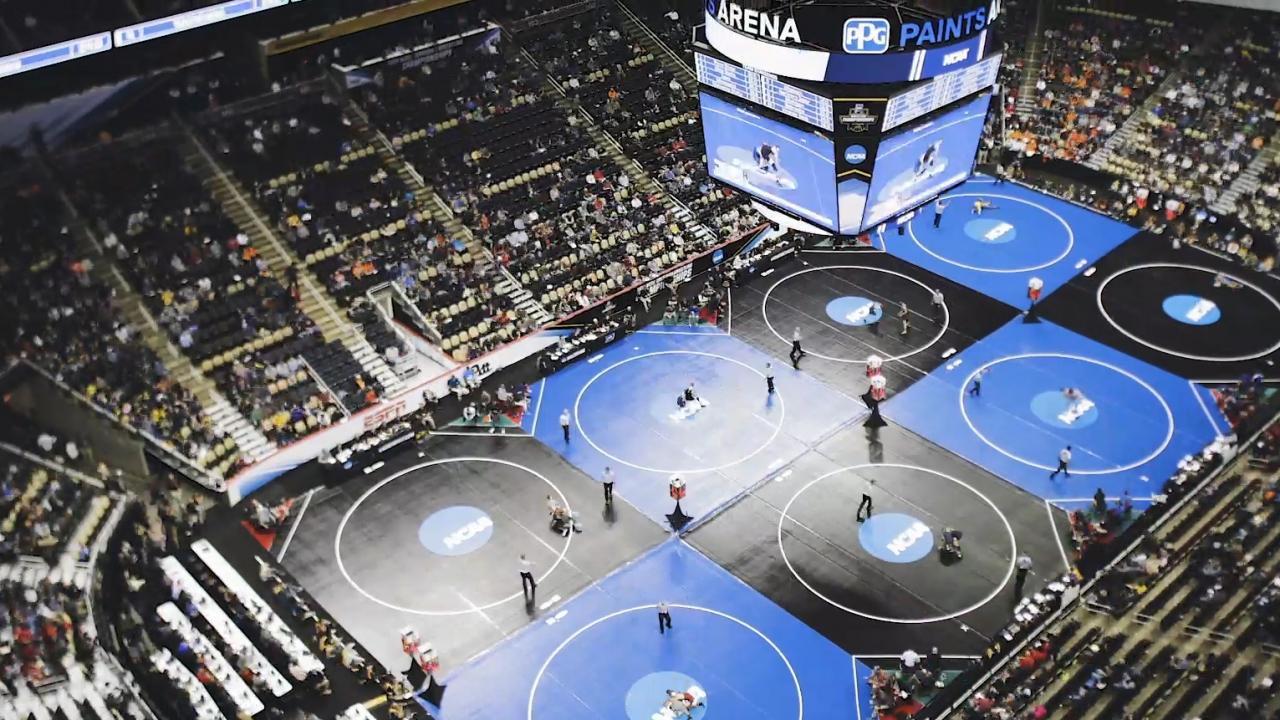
[210,180,1280,720]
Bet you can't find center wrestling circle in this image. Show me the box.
[334,457,572,616]
[959,354,1174,474]
[1096,263,1280,362]
[761,265,949,364]
[573,351,785,475]
[778,464,1015,623]
[908,193,1075,273]
[527,605,802,720]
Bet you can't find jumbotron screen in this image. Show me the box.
[700,91,839,232]
[860,91,991,230]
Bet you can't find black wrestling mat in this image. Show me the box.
[729,252,1018,398]
[271,433,666,674]
[687,422,1071,656]
[1037,234,1280,381]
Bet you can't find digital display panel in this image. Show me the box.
[701,91,838,231]
[861,92,991,230]
[0,33,111,78]
[695,52,834,131]
[883,53,1001,131]
[114,0,292,46]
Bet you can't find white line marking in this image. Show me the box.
[334,458,573,616]
[526,605,803,720]
[634,330,725,336]
[529,379,546,436]
[455,590,502,632]
[362,461,385,474]
[573,351,785,474]
[275,488,317,562]
[908,192,1076,273]
[726,286,733,335]
[942,348,957,359]
[852,655,863,720]
[760,265,950,364]
[778,463,1017,624]
[957,353,1175,474]
[1045,499,1071,572]
[1096,263,1280,361]
[428,430,535,437]
[761,267,777,277]
[1190,381,1225,436]
[538,594,562,610]
[587,354,604,363]
[1074,259,1088,269]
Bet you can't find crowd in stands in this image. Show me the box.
[73,140,356,445]
[1097,17,1280,205]
[0,179,234,472]
[965,410,1280,719]
[1008,4,1209,162]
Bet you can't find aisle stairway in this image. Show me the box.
[183,129,403,398]
[52,175,270,476]
[984,451,1280,719]
[1215,137,1280,215]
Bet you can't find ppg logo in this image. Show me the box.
[844,145,868,164]
[843,18,891,54]
[419,505,495,556]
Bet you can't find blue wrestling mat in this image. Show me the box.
[885,177,1137,308]
[524,326,864,527]
[883,318,1228,506]
[435,539,858,719]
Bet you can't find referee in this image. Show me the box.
[790,327,805,368]
[1049,445,1072,479]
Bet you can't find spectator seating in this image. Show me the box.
[1007,4,1210,161]
[74,140,361,439]
[0,179,235,475]
[1095,16,1280,204]
[969,418,1280,719]
[1237,157,1280,235]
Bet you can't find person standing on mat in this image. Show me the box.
[897,301,911,336]
[932,198,949,228]
[968,368,986,397]
[600,466,615,506]
[931,288,945,323]
[856,485,874,522]
[519,554,536,600]
[790,327,805,368]
[560,409,571,443]
[869,302,882,335]
[657,601,673,634]
[1050,445,1072,479]
[1014,553,1033,596]
[765,362,775,394]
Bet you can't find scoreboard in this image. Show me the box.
[695,52,834,132]
[881,53,1002,132]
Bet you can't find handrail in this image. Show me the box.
[225,221,769,487]
[14,359,223,490]
[301,357,352,420]
[936,413,1278,718]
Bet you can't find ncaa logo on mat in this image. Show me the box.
[844,144,868,164]
[843,18,891,54]
[860,513,934,563]
[419,506,494,556]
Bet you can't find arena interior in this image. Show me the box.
[2,0,1280,719]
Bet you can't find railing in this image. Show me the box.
[13,359,223,490]
[932,411,1279,718]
